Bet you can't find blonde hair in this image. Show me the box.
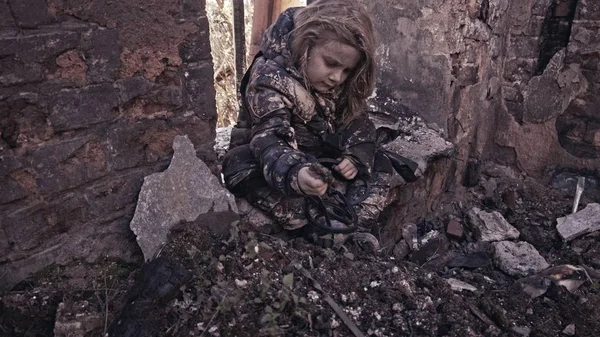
[292,0,376,124]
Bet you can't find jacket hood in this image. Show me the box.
[259,7,302,78]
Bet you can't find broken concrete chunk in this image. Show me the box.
[493,241,550,277]
[556,203,600,241]
[54,300,103,337]
[562,324,575,336]
[446,219,464,240]
[446,278,477,292]
[130,135,239,261]
[468,208,520,242]
[383,125,454,179]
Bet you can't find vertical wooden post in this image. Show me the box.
[233,0,246,92]
[250,0,305,59]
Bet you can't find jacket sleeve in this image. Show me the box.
[339,114,376,176]
[246,70,316,196]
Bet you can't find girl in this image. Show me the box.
[222,0,393,250]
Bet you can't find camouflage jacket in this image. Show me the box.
[223,7,376,196]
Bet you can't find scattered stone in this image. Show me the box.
[53,300,102,337]
[556,203,600,241]
[383,124,454,179]
[493,241,550,277]
[467,207,520,242]
[562,324,575,336]
[446,278,477,292]
[447,252,491,269]
[512,326,532,337]
[130,135,239,260]
[446,219,464,240]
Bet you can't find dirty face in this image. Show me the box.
[305,40,361,93]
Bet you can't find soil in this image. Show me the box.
[1,163,600,337]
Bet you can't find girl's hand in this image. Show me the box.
[298,167,328,196]
[334,158,358,180]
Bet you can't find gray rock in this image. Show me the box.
[493,241,550,277]
[130,135,238,261]
[383,124,454,180]
[512,326,531,337]
[446,278,477,292]
[556,203,600,241]
[53,300,102,337]
[467,208,520,242]
[562,324,575,336]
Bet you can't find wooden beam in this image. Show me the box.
[233,0,246,90]
[250,0,305,59]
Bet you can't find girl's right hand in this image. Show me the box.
[298,167,328,196]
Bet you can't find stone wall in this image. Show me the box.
[361,0,600,183]
[0,0,216,290]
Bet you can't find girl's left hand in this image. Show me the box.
[333,157,358,180]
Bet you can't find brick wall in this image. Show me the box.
[360,0,599,181]
[0,0,217,290]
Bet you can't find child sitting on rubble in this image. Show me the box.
[222,0,400,250]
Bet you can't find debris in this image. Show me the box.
[556,203,600,242]
[467,208,520,242]
[446,278,477,292]
[402,222,419,250]
[562,323,575,336]
[512,326,532,337]
[572,177,585,214]
[447,252,491,269]
[298,266,366,337]
[53,300,102,337]
[446,219,464,240]
[130,135,239,260]
[518,265,590,298]
[410,235,449,266]
[493,241,550,277]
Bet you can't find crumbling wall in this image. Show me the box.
[0,0,216,290]
[361,0,600,183]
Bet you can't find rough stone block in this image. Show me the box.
[53,300,103,337]
[0,58,45,86]
[575,0,600,20]
[130,135,238,260]
[179,16,212,62]
[84,170,146,220]
[0,154,22,176]
[446,219,464,240]
[49,84,119,132]
[115,76,153,104]
[569,22,600,56]
[503,57,537,83]
[8,0,54,28]
[0,0,15,28]
[556,203,600,241]
[493,241,550,277]
[0,178,26,204]
[509,36,540,58]
[0,31,79,62]
[467,207,520,242]
[181,62,217,120]
[523,51,586,123]
[3,193,87,252]
[83,28,121,83]
[32,138,108,194]
[105,122,148,171]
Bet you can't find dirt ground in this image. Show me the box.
[1,164,600,337]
